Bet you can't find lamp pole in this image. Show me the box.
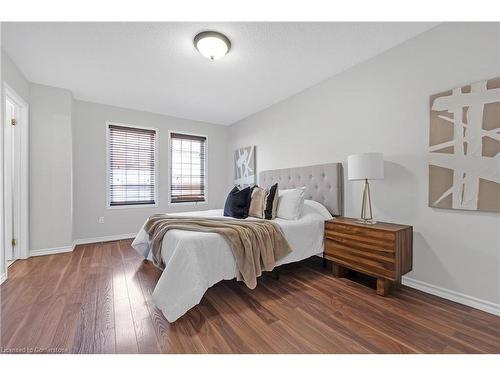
[359,178,375,224]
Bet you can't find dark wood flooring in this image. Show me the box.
[1,239,499,354]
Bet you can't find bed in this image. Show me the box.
[132,162,344,322]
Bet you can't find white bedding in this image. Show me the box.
[132,200,332,322]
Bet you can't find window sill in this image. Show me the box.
[167,201,208,207]
[107,203,159,210]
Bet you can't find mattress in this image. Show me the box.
[132,200,332,322]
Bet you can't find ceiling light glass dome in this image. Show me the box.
[194,31,231,61]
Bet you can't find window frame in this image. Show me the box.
[106,121,159,209]
[167,130,209,206]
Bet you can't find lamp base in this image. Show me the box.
[356,219,377,225]
[359,179,376,224]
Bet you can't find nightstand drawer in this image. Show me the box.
[325,238,396,279]
[324,228,395,253]
[326,221,396,241]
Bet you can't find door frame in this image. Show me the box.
[3,83,29,261]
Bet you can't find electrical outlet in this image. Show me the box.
[98,216,105,224]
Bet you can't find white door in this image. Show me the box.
[4,96,23,262]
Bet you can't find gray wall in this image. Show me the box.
[0,23,4,280]
[2,50,31,260]
[2,51,75,253]
[3,22,499,310]
[29,83,73,250]
[72,100,229,240]
[229,23,500,306]
[2,50,29,103]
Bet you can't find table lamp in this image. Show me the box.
[348,152,384,224]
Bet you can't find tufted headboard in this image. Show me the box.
[259,163,344,216]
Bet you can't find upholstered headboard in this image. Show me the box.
[259,163,344,216]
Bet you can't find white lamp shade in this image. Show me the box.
[348,152,384,180]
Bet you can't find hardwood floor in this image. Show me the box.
[1,239,499,354]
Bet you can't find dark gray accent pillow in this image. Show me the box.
[224,186,253,219]
[264,183,278,220]
[223,186,239,217]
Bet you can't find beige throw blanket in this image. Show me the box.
[144,214,292,289]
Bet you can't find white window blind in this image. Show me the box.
[170,132,206,203]
[108,124,156,206]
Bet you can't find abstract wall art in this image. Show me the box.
[429,77,500,213]
[234,146,256,187]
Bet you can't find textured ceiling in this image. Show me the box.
[2,22,438,125]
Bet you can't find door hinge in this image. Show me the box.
[11,238,17,247]
[11,118,17,126]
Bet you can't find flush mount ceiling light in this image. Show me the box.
[194,31,231,61]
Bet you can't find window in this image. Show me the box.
[108,124,156,206]
[170,132,207,203]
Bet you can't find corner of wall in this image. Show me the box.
[70,95,76,247]
[0,21,6,283]
[29,83,74,251]
[1,50,30,104]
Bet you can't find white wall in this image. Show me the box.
[72,100,229,241]
[29,83,73,251]
[229,23,500,309]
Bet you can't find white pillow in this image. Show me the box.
[302,200,333,220]
[276,187,306,220]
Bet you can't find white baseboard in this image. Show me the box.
[402,276,500,317]
[27,233,136,258]
[0,273,7,285]
[73,233,136,245]
[29,245,75,257]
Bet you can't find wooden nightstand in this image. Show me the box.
[324,217,413,296]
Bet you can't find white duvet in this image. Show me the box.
[132,200,332,322]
